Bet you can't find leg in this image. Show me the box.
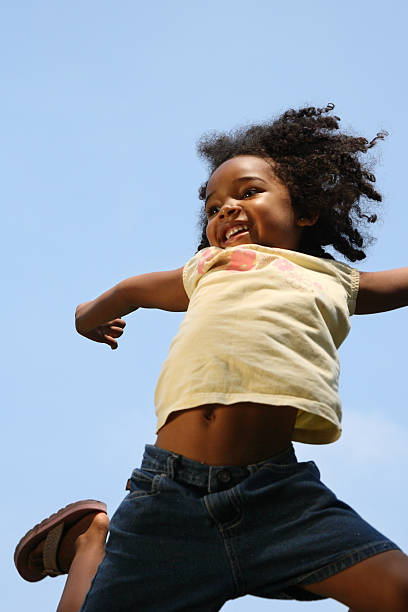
[15,500,109,612]
[27,512,109,612]
[80,451,236,611]
[56,512,109,612]
[302,550,408,612]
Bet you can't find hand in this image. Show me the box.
[78,318,126,350]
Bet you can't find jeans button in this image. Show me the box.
[217,469,231,483]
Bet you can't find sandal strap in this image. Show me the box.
[42,523,65,577]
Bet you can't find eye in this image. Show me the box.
[241,187,259,199]
[206,205,220,218]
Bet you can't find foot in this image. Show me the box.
[28,512,109,574]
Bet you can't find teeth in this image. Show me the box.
[225,225,248,240]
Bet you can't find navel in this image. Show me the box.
[203,406,216,422]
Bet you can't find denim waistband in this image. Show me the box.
[139,444,297,492]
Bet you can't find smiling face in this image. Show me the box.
[205,155,315,251]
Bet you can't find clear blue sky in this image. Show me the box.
[2,1,407,610]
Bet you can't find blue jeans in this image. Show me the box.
[81,444,399,611]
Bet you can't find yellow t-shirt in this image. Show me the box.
[154,244,359,444]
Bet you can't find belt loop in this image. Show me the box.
[166,453,180,480]
[247,464,258,476]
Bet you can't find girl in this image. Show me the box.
[15,104,408,611]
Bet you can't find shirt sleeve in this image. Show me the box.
[330,261,360,315]
[182,248,218,298]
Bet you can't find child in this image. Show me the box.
[15,104,408,611]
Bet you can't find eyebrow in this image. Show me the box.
[205,176,266,204]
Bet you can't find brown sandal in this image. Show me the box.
[14,500,107,582]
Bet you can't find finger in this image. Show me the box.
[109,318,126,328]
[107,326,125,338]
[104,335,118,350]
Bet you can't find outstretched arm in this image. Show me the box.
[75,267,188,348]
[355,268,408,314]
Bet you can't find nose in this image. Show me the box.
[218,202,241,219]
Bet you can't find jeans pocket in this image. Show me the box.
[127,468,163,499]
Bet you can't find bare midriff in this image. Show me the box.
[154,402,297,466]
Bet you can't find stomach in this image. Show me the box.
[154,402,297,466]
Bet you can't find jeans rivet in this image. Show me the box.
[217,469,232,483]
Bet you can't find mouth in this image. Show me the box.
[222,224,251,245]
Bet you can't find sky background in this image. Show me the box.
[2,1,407,610]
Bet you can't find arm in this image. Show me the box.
[75,267,188,347]
[355,268,408,315]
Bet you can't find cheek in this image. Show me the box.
[205,220,214,242]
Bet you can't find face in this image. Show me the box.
[205,155,315,250]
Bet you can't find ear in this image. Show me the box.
[296,213,319,227]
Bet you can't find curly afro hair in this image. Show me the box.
[196,104,387,261]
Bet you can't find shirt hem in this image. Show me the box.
[155,393,341,444]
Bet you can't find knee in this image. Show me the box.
[75,512,109,552]
[385,576,408,612]
[353,573,408,612]
[397,581,408,611]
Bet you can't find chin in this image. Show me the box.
[224,237,254,248]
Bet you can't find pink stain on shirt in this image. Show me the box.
[198,248,216,274]
[272,258,295,272]
[225,249,257,271]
